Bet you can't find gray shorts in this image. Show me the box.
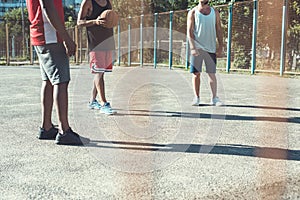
[34,43,70,85]
[190,49,217,73]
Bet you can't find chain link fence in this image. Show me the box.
[0,0,299,74]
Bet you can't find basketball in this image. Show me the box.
[100,10,119,28]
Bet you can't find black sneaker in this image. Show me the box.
[38,125,58,140]
[55,128,90,145]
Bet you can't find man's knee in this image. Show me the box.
[54,82,69,91]
[207,73,217,81]
[193,72,200,79]
[94,72,104,79]
[42,80,53,89]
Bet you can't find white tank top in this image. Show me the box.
[193,7,216,53]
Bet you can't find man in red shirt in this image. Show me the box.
[27,0,89,145]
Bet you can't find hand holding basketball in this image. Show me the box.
[97,10,119,28]
[95,17,106,26]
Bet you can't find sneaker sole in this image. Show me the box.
[55,139,90,145]
[37,136,56,140]
[212,103,224,106]
[100,111,117,115]
[55,141,84,146]
[89,106,101,110]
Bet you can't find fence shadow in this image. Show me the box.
[176,103,300,112]
[223,104,300,112]
[114,109,300,124]
[87,140,300,161]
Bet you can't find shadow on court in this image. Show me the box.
[1,65,300,199]
[114,108,300,124]
[87,140,300,161]
[223,104,300,112]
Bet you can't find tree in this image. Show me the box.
[231,3,253,69]
[3,8,29,39]
[112,0,189,17]
[257,0,282,67]
[2,8,30,58]
[64,5,77,28]
[287,0,300,69]
[72,0,299,70]
[0,22,6,58]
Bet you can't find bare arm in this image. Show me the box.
[77,0,108,27]
[77,0,96,27]
[215,8,223,56]
[41,0,75,56]
[187,8,199,56]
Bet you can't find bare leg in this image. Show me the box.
[192,72,201,98]
[90,83,97,102]
[41,80,53,131]
[94,73,107,105]
[208,73,217,98]
[53,82,70,132]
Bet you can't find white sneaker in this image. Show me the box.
[192,97,200,106]
[211,97,223,106]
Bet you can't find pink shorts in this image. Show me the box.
[89,51,113,73]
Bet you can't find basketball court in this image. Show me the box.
[0,64,299,199]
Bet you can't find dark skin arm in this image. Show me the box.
[41,0,76,56]
[77,0,96,27]
[77,0,112,28]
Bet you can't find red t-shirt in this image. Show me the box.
[26,0,65,45]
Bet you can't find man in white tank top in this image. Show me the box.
[187,0,224,106]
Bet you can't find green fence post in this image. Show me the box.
[140,14,144,67]
[185,9,190,70]
[128,16,131,67]
[226,2,233,73]
[117,20,121,66]
[6,23,9,66]
[280,0,288,76]
[169,11,174,70]
[154,13,158,69]
[251,0,258,75]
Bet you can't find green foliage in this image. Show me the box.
[257,0,282,58]
[233,46,251,69]
[112,0,141,18]
[3,8,29,38]
[171,0,188,11]
[149,0,172,13]
[232,3,252,69]
[188,0,226,8]
[287,0,300,69]
[112,0,189,17]
[0,22,5,40]
[0,5,77,45]
[64,6,77,28]
[0,0,298,70]
[288,0,300,50]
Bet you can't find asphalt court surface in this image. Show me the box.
[0,65,299,199]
